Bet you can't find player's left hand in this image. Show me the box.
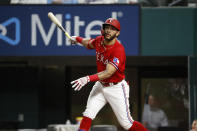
[71,76,90,91]
[69,36,78,45]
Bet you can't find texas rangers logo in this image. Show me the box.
[113,57,119,66]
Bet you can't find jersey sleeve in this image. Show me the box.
[86,38,96,49]
[108,46,125,70]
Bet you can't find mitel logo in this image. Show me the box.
[31,11,123,47]
[0,17,20,46]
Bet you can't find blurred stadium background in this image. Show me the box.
[0,0,197,131]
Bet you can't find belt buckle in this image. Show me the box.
[100,82,118,87]
[109,83,113,86]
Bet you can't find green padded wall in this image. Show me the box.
[189,56,197,125]
[141,8,196,56]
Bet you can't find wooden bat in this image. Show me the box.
[48,12,71,39]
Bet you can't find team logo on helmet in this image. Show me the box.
[109,18,112,23]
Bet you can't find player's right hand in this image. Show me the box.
[69,36,78,45]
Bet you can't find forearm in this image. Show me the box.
[89,63,116,82]
[97,70,113,80]
[97,63,116,81]
[88,70,113,82]
[75,37,91,48]
[71,64,116,91]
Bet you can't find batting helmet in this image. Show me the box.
[102,18,121,31]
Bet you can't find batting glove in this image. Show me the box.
[70,36,83,45]
[71,76,90,91]
[69,36,78,45]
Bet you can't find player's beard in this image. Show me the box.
[104,33,117,42]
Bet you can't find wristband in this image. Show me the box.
[89,74,99,82]
[76,37,83,43]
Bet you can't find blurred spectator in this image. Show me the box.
[48,0,78,4]
[10,0,47,4]
[49,0,139,4]
[168,78,189,109]
[128,0,138,4]
[80,0,117,4]
[137,0,164,6]
[138,0,187,6]
[118,0,138,4]
[142,94,168,131]
[191,120,197,131]
[168,0,187,6]
[188,0,197,6]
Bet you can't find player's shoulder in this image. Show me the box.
[115,40,125,51]
[110,40,125,56]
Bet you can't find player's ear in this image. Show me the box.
[101,29,104,36]
[116,31,120,37]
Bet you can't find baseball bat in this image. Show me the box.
[48,12,71,39]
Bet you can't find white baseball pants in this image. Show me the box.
[83,80,134,130]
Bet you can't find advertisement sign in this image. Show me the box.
[0,5,140,56]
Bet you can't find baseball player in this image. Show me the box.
[70,18,147,131]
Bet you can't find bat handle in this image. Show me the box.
[65,32,71,39]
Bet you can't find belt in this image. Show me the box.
[100,81,119,87]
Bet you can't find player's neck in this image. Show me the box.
[103,38,116,46]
